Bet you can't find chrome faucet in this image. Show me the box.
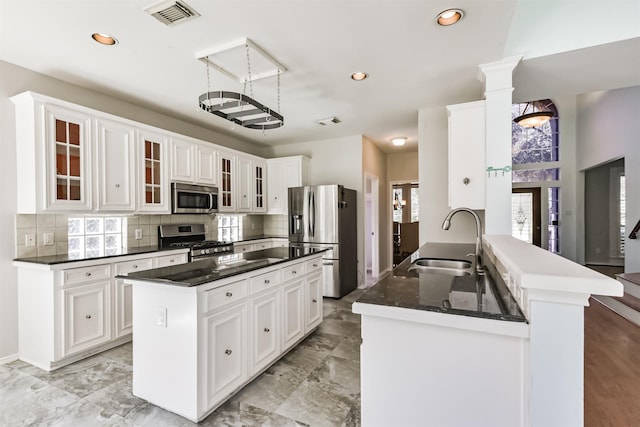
[442,208,484,273]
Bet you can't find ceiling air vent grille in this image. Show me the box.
[145,0,200,26]
[317,117,341,126]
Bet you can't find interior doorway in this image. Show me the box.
[512,188,542,247]
[364,173,379,286]
[391,182,419,267]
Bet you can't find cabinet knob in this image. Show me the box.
[264,279,270,284]
[225,349,232,355]
[264,328,270,333]
[292,270,297,274]
[85,314,92,319]
[170,259,174,263]
[85,272,91,277]
[243,195,247,198]
[132,265,138,269]
[312,299,317,303]
[463,177,470,185]
[115,184,120,188]
[313,264,318,267]
[226,292,233,297]
[274,196,278,200]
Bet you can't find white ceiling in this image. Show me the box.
[1,0,639,154]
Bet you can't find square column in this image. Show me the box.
[478,56,522,234]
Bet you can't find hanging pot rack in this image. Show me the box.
[198,91,284,130]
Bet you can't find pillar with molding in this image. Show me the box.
[478,56,522,235]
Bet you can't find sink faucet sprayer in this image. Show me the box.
[442,208,484,273]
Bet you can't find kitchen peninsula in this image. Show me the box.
[120,246,326,422]
[353,235,623,427]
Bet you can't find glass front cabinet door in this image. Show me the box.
[47,105,93,211]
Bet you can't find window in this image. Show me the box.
[410,187,420,223]
[218,215,242,242]
[68,217,126,259]
[512,99,561,253]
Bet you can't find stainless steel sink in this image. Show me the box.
[407,258,472,276]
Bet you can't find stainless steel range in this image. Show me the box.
[158,224,233,261]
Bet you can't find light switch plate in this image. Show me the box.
[135,229,143,240]
[157,306,167,327]
[43,232,54,246]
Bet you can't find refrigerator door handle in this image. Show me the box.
[311,191,316,237]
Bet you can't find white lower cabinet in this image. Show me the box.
[13,248,188,371]
[129,254,324,422]
[282,279,305,350]
[205,305,247,407]
[249,289,281,373]
[63,280,111,356]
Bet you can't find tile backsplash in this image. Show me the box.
[264,215,288,237]
[14,213,268,258]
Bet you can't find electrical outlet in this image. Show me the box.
[157,306,167,327]
[43,232,54,246]
[135,229,143,240]
[25,234,35,246]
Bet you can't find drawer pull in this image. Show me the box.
[85,314,92,319]
[264,328,270,333]
[313,264,318,267]
[85,272,91,277]
[292,270,297,274]
[264,279,270,284]
[170,259,175,263]
[132,265,138,269]
[225,349,232,355]
[226,292,233,297]
[312,299,317,303]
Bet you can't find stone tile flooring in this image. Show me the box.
[0,289,367,426]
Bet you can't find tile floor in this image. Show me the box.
[0,289,367,427]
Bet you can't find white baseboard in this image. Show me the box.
[0,353,19,365]
[592,296,640,327]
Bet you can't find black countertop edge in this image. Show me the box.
[232,235,288,242]
[13,245,185,266]
[120,246,328,287]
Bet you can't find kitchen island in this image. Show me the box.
[120,246,326,422]
[353,236,623,427]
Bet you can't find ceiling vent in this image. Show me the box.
[317,117,341,126]
[145,0,200,26]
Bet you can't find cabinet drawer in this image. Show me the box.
[235,244,253,253]
[253,241,272,250]
[205,281,247,313]
[155,253,187,268]
[115,258,154,275]
[250,270,281,294]
[281,262,304,282]
[62,264,111,286]
[305,258,322,274]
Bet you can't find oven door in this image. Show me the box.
[172,183,218,214]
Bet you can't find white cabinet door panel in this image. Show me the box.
[96,119,136,211]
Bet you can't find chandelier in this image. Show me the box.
[198,39,284,130]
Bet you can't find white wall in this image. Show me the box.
[0,60,262,361]
[576,86,640,272]
[418,107,479,245]
[264,135,366,285]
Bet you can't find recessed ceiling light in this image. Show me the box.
[91,33,118,46]
[392,137,407,146]
[436,9,464,26]
[351,72,368,81]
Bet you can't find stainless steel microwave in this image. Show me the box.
[171,183,218,214]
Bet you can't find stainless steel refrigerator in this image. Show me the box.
[288,185,357,298]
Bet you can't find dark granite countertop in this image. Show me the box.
[356,242,526,323]
[12,245,187,266]
[120,246,326,287]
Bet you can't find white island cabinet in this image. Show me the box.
[127,253,324,422]
[353,236,623,427]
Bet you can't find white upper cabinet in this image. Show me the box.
[218,150,237,212]
[137,129,170,213]
[95,118,136,211]
[170,138,195,183]
[196,143,217,185]
[266,156,308,214]
[447,101,486,210]
[237,155,253,212]
[12,92,93,213]
[253,159,267,213]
